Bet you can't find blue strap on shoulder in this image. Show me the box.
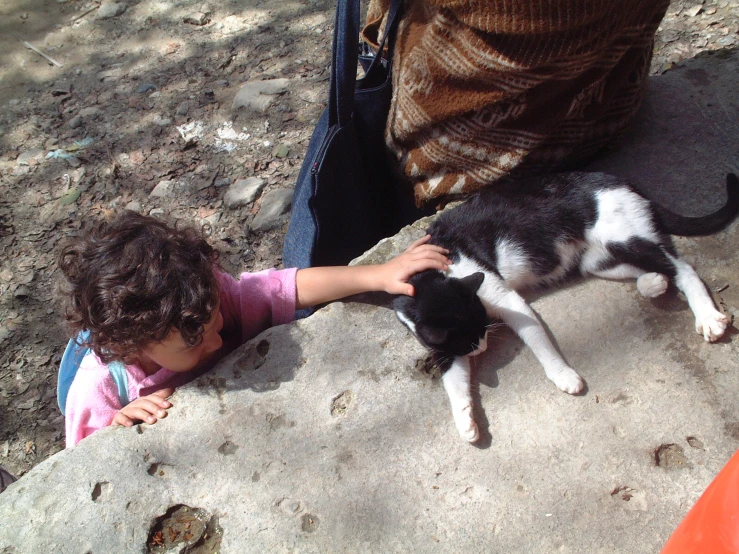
[107,361,130,408]
[58,330,130,415]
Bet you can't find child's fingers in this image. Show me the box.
[405,234,432,252]
[124,400,168,423]
[111,411,134,427]
[147,390,174,408]
[151,388,174,400]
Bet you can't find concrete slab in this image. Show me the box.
[0,50,738,553]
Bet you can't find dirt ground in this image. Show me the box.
[0,0,737,479]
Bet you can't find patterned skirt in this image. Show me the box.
[362,0,671,205]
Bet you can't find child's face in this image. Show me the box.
[140,306,224,374]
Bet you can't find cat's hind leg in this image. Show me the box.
[592,239,729,341]
[589,263,669,298]
[668,254,730,342]
[442,356,480,443]
[636,273,670,298]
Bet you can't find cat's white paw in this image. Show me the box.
[548,366,584,395]
[696,311,731,342]
[454,405,480,443]
[637,273,669,298]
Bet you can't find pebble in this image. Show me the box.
[136,83,157,94]
[232,79,289,113]
[224,177,265,209]
[13,286,30,299]
[59,188,81,205]
[78,107,100,118]
[153,115,172,126]
[250,188,294,233]
[16,149,45,166]
[68,115,83,129]
[176,101,190,116]
[149,180,175,198]
[97,1,127,19]
[273,144,290,158]
[214,178,231,187]
[184,12,211,26]
[124,200,142,212]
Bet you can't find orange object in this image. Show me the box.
[661,449,739,554]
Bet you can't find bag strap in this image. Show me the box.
[330,0,404,128]
[58,331,131,415]
[108,361,130,408]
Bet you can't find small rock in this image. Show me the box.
[214,178,231,187]
[16,149,45,166]
[51,82,72,96]
[149,208,165,216]
[149,180,175,198]
[153,115,172,126]
[685,5,703,16]
[136,83,157,94]
[70,167,86,183]
[251,188,294,232]
[68,115,83,129]
[184,12,211,26]
[273,144,290,158]
[12,165,30,176]
[232,79,290,113]
[224,177,266,209]
[59,187,81,205]
[66,156,82,168]
[78,107,100,118]
[97,1,127,19]
[13,286,30,299]
[124,200,142,212]
[176,101,190,116]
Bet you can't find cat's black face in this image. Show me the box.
[394,271,489,357]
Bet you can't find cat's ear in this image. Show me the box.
[460,272,485,292]
[420,326,449,346]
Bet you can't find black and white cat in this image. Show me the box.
[394,172,739,442]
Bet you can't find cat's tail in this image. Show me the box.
[653,173,739,236]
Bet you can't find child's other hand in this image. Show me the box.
[380,235,450,296]
[111,388,174,428]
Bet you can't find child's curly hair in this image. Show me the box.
[58,211,220,365]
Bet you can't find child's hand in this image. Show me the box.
[111,388,174,428]
[380,234,450,296]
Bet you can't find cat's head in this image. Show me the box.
[394,270,489,357]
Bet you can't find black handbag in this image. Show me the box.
[283,0,430,270]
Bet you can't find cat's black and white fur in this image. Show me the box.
[395,172,739,442]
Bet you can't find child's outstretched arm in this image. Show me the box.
[295,235,450,309]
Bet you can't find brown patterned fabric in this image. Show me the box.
[362,0,670,205]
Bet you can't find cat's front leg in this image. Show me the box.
[442,356,479,442]
[485,289,584,394]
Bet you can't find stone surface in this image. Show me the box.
[223,177,265,209]
[0,217,738,552]
[96,1,127,19]
[231,79,290,113]
[250,188,293,232]
[587,50,739,216]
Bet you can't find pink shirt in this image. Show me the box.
[64,268,297,447]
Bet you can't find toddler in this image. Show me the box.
[58,211,449,446]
